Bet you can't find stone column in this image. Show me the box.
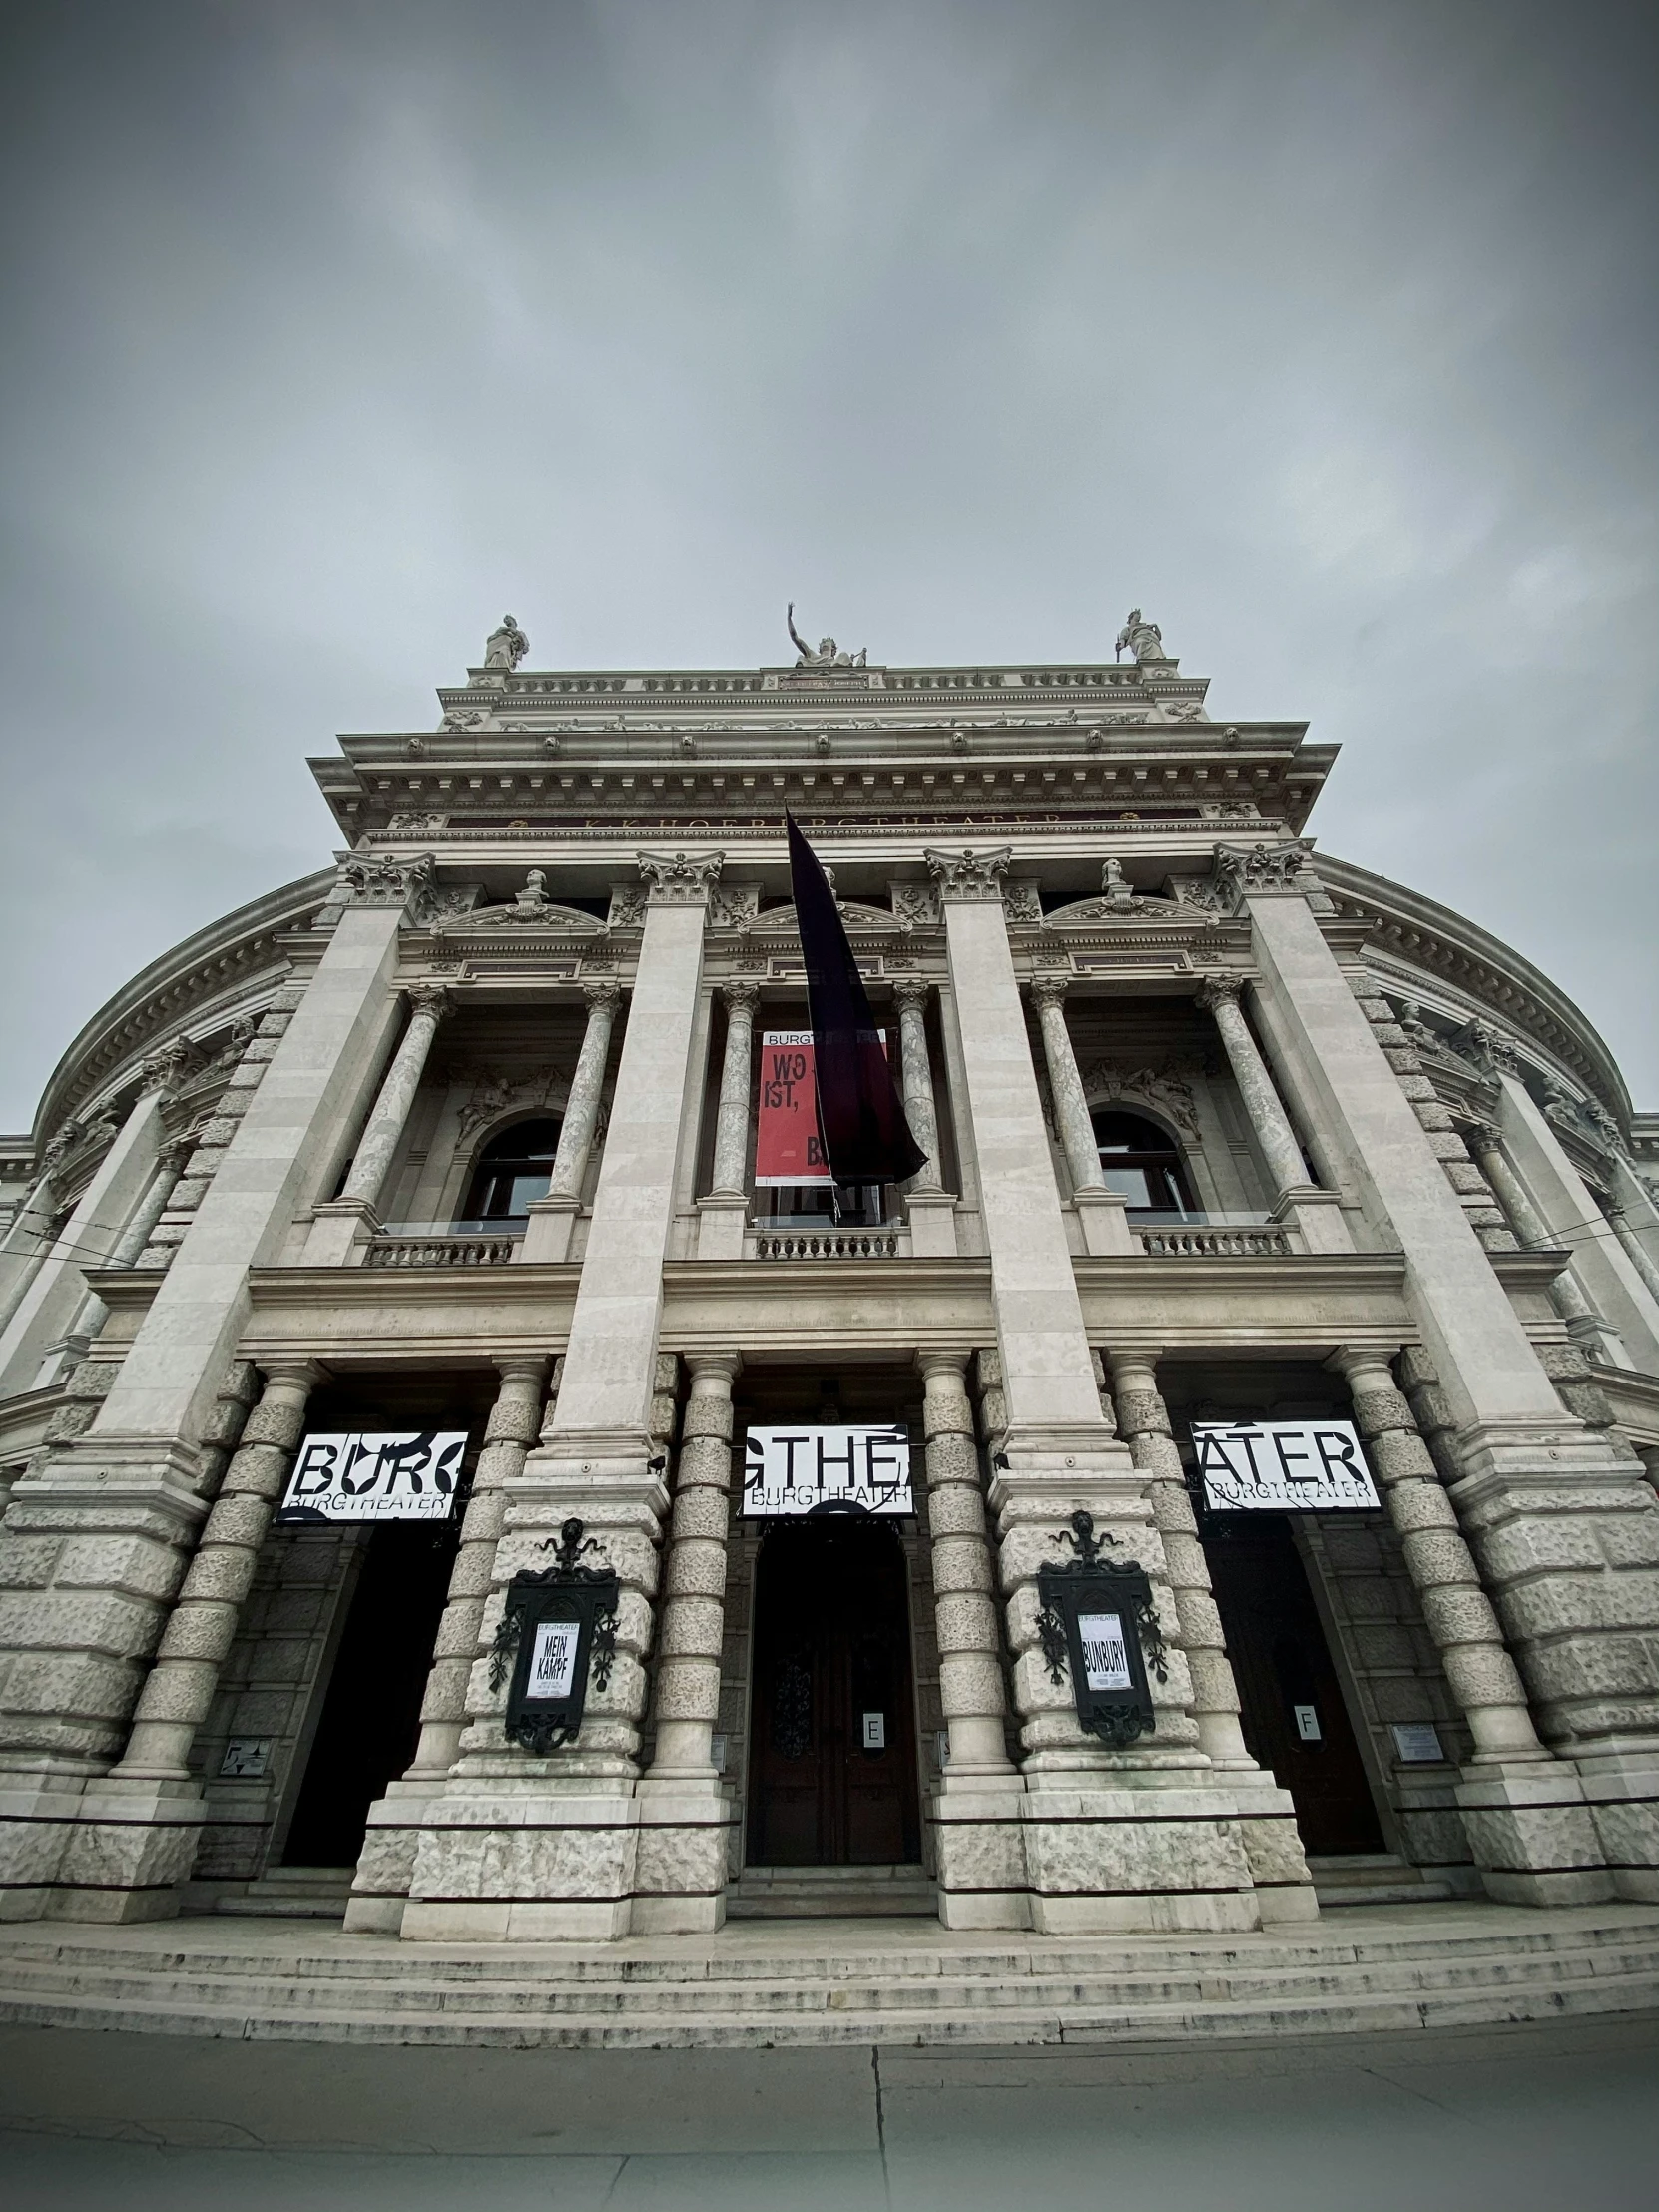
[1028,976,1131,1257]
[344,1355,549,1935]
[918,1352,1027,1928]
[0,883,422,1925]
[1242,873,1659,1903]
[39,1136,196,1385]
[0,1084,173,1394]
[521,982,621,1263]
[52,1361,323,1920]
[1196,976,1351,1252]
[1331,1346,1610,1906]
[895,980,957,1256]
[1607,1204,1659,1307]
[303,983,449,1261]
[635,1352,741,1934]
[926,845,1263,1936]
[695,983,756,1261]
[1465,1121,1623,1363]
[402,850,721,1942]
[1109,1352,1318,1922]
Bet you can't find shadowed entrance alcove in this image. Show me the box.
[746,1516,921,1868]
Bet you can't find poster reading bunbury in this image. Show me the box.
[276,1430,468,1523]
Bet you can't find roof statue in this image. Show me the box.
[788,602,866,671]
[1115,608,1165,662]
[484,615,529,670]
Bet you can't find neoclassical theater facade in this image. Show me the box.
[2,616,1658,1943]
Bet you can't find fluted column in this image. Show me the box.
[1197,976,1307,1196]
[340,985,449,1209]
[547,981,621,1199]
[520,981,620,1263]
[113,1361,323,1780]
[1466,1121,1619,1357]
[894,981,943,1196]
[1607,1204,1659,1305]
[1109,1355,1252,1770]
[707,984,757,1197]
[647,1353,739,1778]
[1029,976,1131,1256]
[53,1137,195,1370]
[1331,1348,1547,1767]
[408,1359,549,1776]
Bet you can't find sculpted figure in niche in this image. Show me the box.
[484,615,529,670]
[1115,608,1165,662]
[788,603,866,670]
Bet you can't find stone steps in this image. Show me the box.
[2,1907,1657,2050]
[727,1864,939,1919]
[1308,1854,1459,1910]
[213,1867,355,1919]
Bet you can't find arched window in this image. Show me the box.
[1091,1109,1196,1215]
[463,1117,563,1222]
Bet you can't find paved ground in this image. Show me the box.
[1,2010,1656,2210]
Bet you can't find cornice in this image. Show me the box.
[1316,854,1632,1120]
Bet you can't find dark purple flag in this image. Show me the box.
[787,813,927,1186]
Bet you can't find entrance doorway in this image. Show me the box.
[747,1517,921,1867]
[280,1521,458,1868]
[1203,1513,1384,1855]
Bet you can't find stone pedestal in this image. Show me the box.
[904,1190,960,1259]
[519,1193,580,1263]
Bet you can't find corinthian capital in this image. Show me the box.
[1194,975,1245,1013]
[581,978,622,1012]
[405,982,452,1022]
[636,850,725,905]
[923,845,1012,901]
[892,976,931,1015]
[721,979,760,1013]
[1028,974,1070,1011]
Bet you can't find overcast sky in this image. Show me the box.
[2,0,1654,1131]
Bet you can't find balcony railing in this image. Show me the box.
[365,1220,523,1269]
[1131,1210,1293,1258]
[754,1227,901,1261]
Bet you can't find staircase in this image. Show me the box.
[3,1903,1657,2051]
[1309,1855,1459,1909]
[727,1865,938,1919]
[213,1868,354,1920]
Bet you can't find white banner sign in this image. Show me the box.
[1192,1419,1380,1513]
[276,1430,468,1523]
[743,1424,912,1516]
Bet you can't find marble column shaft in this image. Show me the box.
[895,982,944,1195]
[1029,978,1105,1195]
[114,1362,322,1779]
[708,987,757,1197]
[1198,977,1307,1197]
[547,982,620,1200]
[1607,1205,1659,1305]
[340,985,449,1210]
[1333,1348,1547,1765]
[649,1353,739,1775]
[920,1354,1011,1773]
[64,1137,195,1354]
[408,1358,550,1775]
[1467,1124,1604,1337]
[1109,1356,1252,1769]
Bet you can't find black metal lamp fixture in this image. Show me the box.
[1034,1510,1168,1749]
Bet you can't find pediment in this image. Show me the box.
[745,899,898,935]
[1043,891,1206,929]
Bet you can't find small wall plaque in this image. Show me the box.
[1390,1722,1446,1764]
[218,1738,273,1780]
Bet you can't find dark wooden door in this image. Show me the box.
[1203,1513,1384,1855]
[747,1518,921,1866]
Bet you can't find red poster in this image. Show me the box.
[755,1030,831,1186]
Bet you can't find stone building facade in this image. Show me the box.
[1,618,1657,1942]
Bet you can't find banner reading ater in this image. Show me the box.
[756,1029,832,1187]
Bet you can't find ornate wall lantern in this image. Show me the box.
[489,1518,620,1753]
[1035,1511,1167,1748]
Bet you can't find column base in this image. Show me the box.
[1455,1762,1615,1906]
[929,1774,1031,1930]
[301,1197,379,1265]
[53,1776,205,1923]
[1573,1745,1659,1902]
[631,1774,737,1933]
[1073,1189,1135,1256]
[401,1774,645,1942]
[343,1772,451,1935]
[1272,1185,1354,1254]
[1230,1773,1321,1925]
[1018,1779,1263,1936]
[903,1190,959,1258]
[693,1193,748,1262]
[0,1773,89,1923]
[519,1193,581,1264]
